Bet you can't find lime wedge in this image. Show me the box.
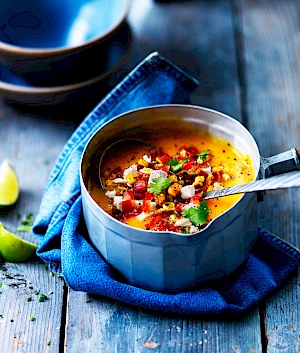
[0,160,19,206]
[0,223,38,262]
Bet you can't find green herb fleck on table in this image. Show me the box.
[147,177,173,194]
[39,294,48,302]
[0,283,2,288]
[86,299,92,303]
[16,213,34,233]
[0,315,3,319]
[34,290,39,295]
[29,316,35,322]
[44,265,48,271]
[182,200,210,226]
[46,341,51,346]
[49,271,54,277]
[26,296,32,302]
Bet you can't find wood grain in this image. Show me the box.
[0,106,75,352]
[64,0,262,352]
[233,0,300,351]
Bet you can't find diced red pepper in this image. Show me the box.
[157,165,170,173]
[149,215,162,228]
[145,192,152,200]
[190,192,203,204]
[182,162,194,170]
[123,190,134,200]
[122,200,135,213]
[159,154,171,164]
[133,180,147,199]
[142,200,151,212]
[175,202,186,213]
[138,171,150,182]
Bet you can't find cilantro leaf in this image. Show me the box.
[17,213,34,233]
[147,177,173,194]
[166,158,179,166]
[182,200,210,226]
[196,150,210,160]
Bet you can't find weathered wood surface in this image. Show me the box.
[0,110,75,352]
[233,0,300,352]
[0,0,299,352]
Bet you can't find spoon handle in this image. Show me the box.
[203,171,300,200]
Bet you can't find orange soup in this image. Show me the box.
[88,132,255,233]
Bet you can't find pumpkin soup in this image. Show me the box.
[88,133,255,233]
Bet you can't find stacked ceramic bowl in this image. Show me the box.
[0,0,131,111]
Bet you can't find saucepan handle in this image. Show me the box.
[260,147,300,179]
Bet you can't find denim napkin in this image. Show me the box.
[33,52,299,315]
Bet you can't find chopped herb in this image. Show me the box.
[0,283,2,288]
[39,294,48,302]
[16,213,34,233]
[49,271,54,277]
[0,292,2,295]
[182,200,210,226]
[46,341,51,346]
[29,316,35,322]
[147,177,173,195]
[26,296,32,302]
[183,227,189,234]
[86,299,92,303]
[0,315,3,319]
[34,290,39,295]
[196,150,210,160]
[44,265,48,271]
[45,160,50,166]
[167,158,188,172]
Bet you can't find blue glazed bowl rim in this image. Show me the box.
[0,0,130,56]
[80,104,261,237]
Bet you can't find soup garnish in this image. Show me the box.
[89,134,255,233]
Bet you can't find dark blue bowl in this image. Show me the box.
[0,0,130,86]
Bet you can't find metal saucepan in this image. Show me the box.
[80,105,300,292]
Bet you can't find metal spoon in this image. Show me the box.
[203,170,300,199]
[99,139,151,190]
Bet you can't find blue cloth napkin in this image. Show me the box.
[33,52,299,315]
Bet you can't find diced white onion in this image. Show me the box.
[180,185,195,199]
[213,182,222,190]
[202,167,212,174]
[113,178,126,184]
[123,165,138,179]
[189,226,199,234]
[105,190,116,198]
[175,218,192,227]
[113,196,123,210]
[143,155,151,163]
[183,203,198,210]
[148,170,168,185]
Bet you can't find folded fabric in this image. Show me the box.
[33,52,299,315]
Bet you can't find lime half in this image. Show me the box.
[0,223,38,262]
[0,160,19,206]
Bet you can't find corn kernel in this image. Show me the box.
[138,158,148,167]
[169,214,180,222]
[126,173,138,185]
[162,202,175,211]
[178,180,185,185]
[168,183,182,197]
[207,185,214,191]
[206,174,214,186]
[212,166,221,173]
[140,167,153,174]
[195,176,205,183]
[106,180,115,186]
[222,173,230,181]
[180,149,187,157]
[158,193,165,205]
[169,174,178,182]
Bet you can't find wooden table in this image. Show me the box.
[0,0,299,352]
